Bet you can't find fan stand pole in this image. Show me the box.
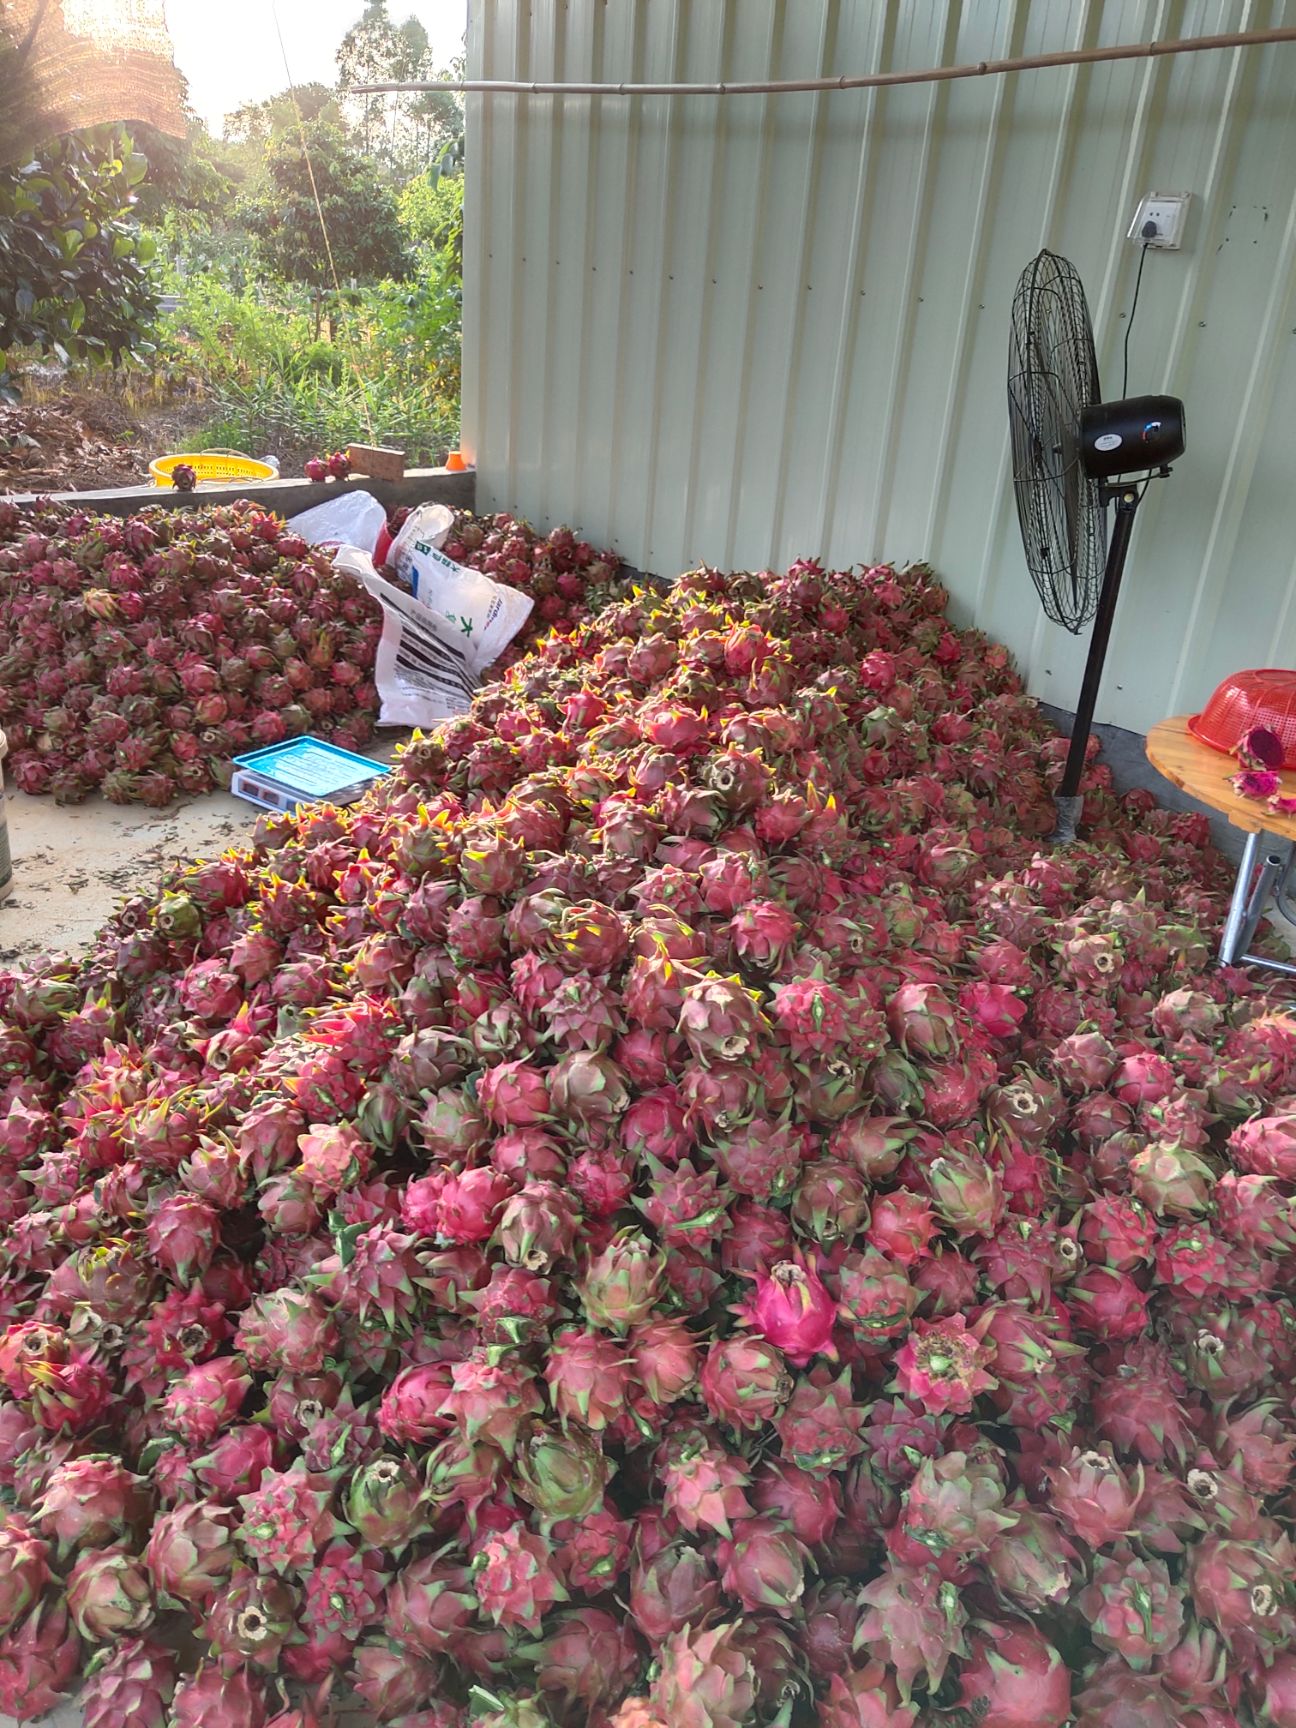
[1052,484,1143,844]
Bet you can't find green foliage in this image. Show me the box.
[158,277,313,380]
[153,272,459,472]
[14,4,467,461]
[291,340,347,385]
[199,372,456,472]
[240,119,409,302]
[224,84,345,149]
[367,271,460,404]
[130,121,237,235]
[0,126,158,400]
[398,168,463,276]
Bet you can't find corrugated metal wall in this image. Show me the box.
[462,0,1296,734]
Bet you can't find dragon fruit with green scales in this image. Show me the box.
[0,524,1291,1718]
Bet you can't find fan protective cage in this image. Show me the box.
[1008,249,1108,633]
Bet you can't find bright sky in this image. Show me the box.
[163,0,469,134]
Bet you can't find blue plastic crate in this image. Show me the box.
[230,737,391,812]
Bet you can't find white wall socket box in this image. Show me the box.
[1128,192,1191,249]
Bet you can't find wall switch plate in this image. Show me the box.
[1128,192,1191,249]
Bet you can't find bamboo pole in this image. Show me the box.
[350,24,1296,100]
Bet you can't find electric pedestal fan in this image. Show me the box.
[1008,248,1186,842]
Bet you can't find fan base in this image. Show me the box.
[1050,793,1084,846]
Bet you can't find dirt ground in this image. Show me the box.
[0,386,213,495]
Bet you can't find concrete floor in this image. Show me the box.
[0,784,256,969]
[0,738,406,970]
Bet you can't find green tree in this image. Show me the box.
[132,119,236,235]
[337,1,462,176]
[0,125,158,400]
[240,119,409,334]
[225,83,345,149]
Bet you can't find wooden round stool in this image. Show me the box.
[1146,716,1296,975]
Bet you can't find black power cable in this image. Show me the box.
[1120,228,1155,398]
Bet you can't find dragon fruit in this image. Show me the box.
[161,1355,251,1445]
[473,1526,568,1632]
[204,1567,299,1671]
[145,1501,237,1607]
[520,1606,642,1711]
[0,1520,50,1634]
[648,1620,756,1728]
[1079,1546,1186,1662]
[0,523,1289,1720]
[169,1661,270,1728]
[66,1543,155,1639]
[0,1598,81,1722]
[856,1560,969,1694]
[80,1636,176,1728]
[891,1313,998,1413]
[714,1514,809,1611]
[0,502,621,804]
[35,1454,147,1552]
[739,1258,837,1365]
[699,1334,793,1430]
[957,1621,1071,1728]
[238,1463,343,1574]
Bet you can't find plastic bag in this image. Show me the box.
[388,503,456,595]
[385,505,533,670]
[333,546,534,726]
[288,490,388,556]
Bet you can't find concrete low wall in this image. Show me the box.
[4,465,476,520]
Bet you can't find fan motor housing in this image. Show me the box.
[1079,395,1186,479]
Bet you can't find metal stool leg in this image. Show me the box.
[1238,852,1285,957]
[1220,831,1262,965]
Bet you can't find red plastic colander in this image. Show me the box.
[1188,669,1296,767]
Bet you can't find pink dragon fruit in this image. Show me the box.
[739,1258,837,1366]
[891,1314,998,1414]
[0,1520,50,1634]
[473,1526,568,1632]
[378,1364,456,1444]
[0,1599,81,1722]
[957,1621,1071,1728]
[170,1662,270,1728]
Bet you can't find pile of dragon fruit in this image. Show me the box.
[0,498,384,807]
[0,500,621,808]
[1,551,1295,1728]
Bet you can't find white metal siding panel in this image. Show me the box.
[464,0,1296,733]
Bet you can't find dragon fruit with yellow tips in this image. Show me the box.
[0,514,1293,1721]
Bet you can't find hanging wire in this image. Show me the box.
[270,0,378,444]
[1120,241,1151,400]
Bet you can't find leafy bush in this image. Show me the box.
[199,372,456,471]
[26,107,466,472]
[0,127,158,401]
[157,278,312,383]
[240,119,409,333]
[399,168,464,275]
[152,264,461,471]
[288,340,348,385]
